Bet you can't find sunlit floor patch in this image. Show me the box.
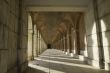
[39,55,79,61]
[35,58,97,69]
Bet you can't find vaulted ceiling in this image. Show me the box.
[26,0,90,44]
[30,12,82,44]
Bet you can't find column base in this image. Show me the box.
[65,52,74,57]
[70,53,74,57]
[73,54,85,61]
[80,50,88,57]
[63,51,65,53]
[86,58,100,69]
[65,52,68,55]
[64,50,110,70]
[105,62,110,71]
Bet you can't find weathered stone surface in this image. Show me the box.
[98,0,110,18]
[84,1,101,69]
[0,24,4,49]
[0,0,28,73]
[0,0,110,72]
[0,51,8,73]
[87,34,98,46]
[100,14,110,32]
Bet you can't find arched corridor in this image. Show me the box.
[0,0,110,73]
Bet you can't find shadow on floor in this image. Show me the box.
[27,49,110,73]
[32,59,109,73]
[26,67,47,73]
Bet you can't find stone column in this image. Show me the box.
[71,28,75,54]
[74,29,80,55]
[60,36,64,51]
[31,24,34,60]
[66,32,69,53]
[63,36,66,52]
[40,38,42,53]
[36,29,39,57]
[39,33,41,54]
[38,30,40,55]
[61,37,64,51]
[93,0,104,69]
[17,0,23,72]
[34,25,37,57]
[65,34,68,54]
[66,30,72,54]
[69,28,72,53]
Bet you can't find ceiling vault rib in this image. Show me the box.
[30,12,83,44]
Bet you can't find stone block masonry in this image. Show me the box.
[0,0,28,73]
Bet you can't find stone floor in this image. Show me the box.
[27,49,109,73]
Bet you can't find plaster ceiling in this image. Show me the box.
[26,0,90,6]
[26,0,91,12]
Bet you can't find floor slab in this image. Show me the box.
[27,49,109,73]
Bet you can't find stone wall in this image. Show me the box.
[0,0,28,73]
[98,0,110,70]
[84,0,101,68]
[84,0,110,70]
